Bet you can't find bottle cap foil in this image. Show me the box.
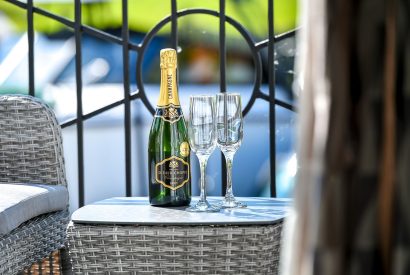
[160,48,177,69]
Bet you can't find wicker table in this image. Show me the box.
[67,197,290,274]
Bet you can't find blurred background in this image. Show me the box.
[0,0,298,212]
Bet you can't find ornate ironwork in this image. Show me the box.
[5,0,297,206]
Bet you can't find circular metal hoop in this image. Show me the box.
[135,8,263,116]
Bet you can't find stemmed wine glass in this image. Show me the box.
[186,95,220,212]
[216,93,246,208]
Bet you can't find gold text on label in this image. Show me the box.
[155,156,190,191]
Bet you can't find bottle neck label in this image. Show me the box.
[155,104,182,123]
[157,68,180,107]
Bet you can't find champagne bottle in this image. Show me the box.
[148,48,191,206]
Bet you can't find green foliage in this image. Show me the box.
[0,0,298,37]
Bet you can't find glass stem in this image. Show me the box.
[198,155,209,203]
[224,152,235,199]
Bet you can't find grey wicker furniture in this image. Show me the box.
[68,197,290,274]
[0,95,70,274]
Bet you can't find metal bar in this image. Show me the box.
[219,1,227,93]
[258,92,296,112]
[255,28,299,50]
[4,0,140,52]
[171,0,178,50]
[74,0,85,207]
[4,0,299,201]
[34,6,73,28]
[27,0,34,96]
[60,91,140,129]
[4,0,26,9]
[34,6,74,28]
[268,0,276,197]
[122,0,132,197]
[219,0,227,196]
[83,26,140,51]
[129,7,297,116]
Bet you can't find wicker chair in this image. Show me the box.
[0,95,70,274]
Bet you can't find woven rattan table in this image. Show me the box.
[67,197,290,274]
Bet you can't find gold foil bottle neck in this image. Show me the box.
[157,48,180,107]
[160,48,177,69]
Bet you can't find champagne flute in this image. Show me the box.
[216,93,246,208]
[186,95,220,212]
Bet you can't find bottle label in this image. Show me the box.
[155,104,182,123]
[179,142,190,157]
[157,70,180,108]
[155,156,190,190]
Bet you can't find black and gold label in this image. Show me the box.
[155,156,190,190]
[155,104,182,123]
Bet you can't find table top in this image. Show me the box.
[71,197,291,226]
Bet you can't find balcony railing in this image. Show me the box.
[4,0,297,207]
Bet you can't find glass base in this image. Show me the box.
[186,200,221,212]
[219,196,247,208]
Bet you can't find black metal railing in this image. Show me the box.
[5,0,297,207]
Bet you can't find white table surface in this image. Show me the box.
[71,196,291,226]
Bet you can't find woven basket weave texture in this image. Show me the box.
[68,222,282,274]
[0,95,67,186]
[0,210,69,274]
[0,95,70,274]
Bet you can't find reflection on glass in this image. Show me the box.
[216,93,246,208]
[186,95,220,212]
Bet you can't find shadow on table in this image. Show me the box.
[92,197,292,217]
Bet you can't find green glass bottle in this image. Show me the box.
[148,48,191,206]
